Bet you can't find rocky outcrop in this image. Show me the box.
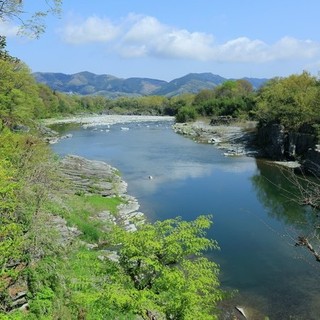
[173,121,257,156]
[1,265,29,313]
[48,215,82,246]
[256,123,317,160]
[60,155,145,233]
[302,149,320,175]
[60,155,127,196]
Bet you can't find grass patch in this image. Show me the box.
[70,215,102,243]
[63,195,125,242]
[43,194,125,243]
[84,195,123,214]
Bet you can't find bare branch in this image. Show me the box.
[0,0,62,38]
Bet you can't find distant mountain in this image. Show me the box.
[33,71,268,98]
[33,71,167,98]
[153,73,226,96]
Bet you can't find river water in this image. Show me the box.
[51,119,320,319]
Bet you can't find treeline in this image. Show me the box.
[175,72,320,134]
[2,40,319,135]
[0,52,172,129]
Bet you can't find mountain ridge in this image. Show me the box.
[33,71,268,98]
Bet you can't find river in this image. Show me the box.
[51,119,320,319]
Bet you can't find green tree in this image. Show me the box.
[214,80,238,99]
[235,79,253,96]
[255,71,320,130]
[193,89,216,106]
[175,106,197,123]
[192,80,255,119]
[0,58,43,129]
[111,215,223,319]
[0,36,18,62]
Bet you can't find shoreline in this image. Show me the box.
[173,120,258,156]
[60,154,146,233]
[173,120,301,169]
[41,114,174,144]
[42,114,174,128]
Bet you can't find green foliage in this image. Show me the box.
[175,106,197,123]
[193,89,216,106]
[0,36,19,63]
[104,95,174,116]
[255,71,320,130]
[0,59,43,129]
[191,80,256,120]
[111,215,223,319]
[57,245,138,319]
[39,215,223,319]
[0,127,64,317]
[62,194,124,242]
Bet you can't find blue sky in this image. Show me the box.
[2,0,320,81]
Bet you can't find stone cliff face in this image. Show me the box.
[256,122,320,174]
[257,123,317,160]
[302,149,320,175]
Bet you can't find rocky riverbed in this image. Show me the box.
[42,114,174,128]
[41,114,174,144]
[173,121,309,172]
[173,120,258,157]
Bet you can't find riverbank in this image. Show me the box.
[59,154,146,236]
[173,120,258,156]
[42,114,174,128]
[173,120,304,171]
[41,114,174,144]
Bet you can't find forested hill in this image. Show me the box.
[33,71,268,98]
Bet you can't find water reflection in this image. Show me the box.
[252,159,319,234]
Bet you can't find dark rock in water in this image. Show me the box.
[256,123,286,160]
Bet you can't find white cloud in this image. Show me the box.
[0,21,19,37]
[60,14,320,63]
[217,37,269,62]
[124,16,167,43]
[271,37,320,60]
[121,16,215,60]
[62,16,119,44]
